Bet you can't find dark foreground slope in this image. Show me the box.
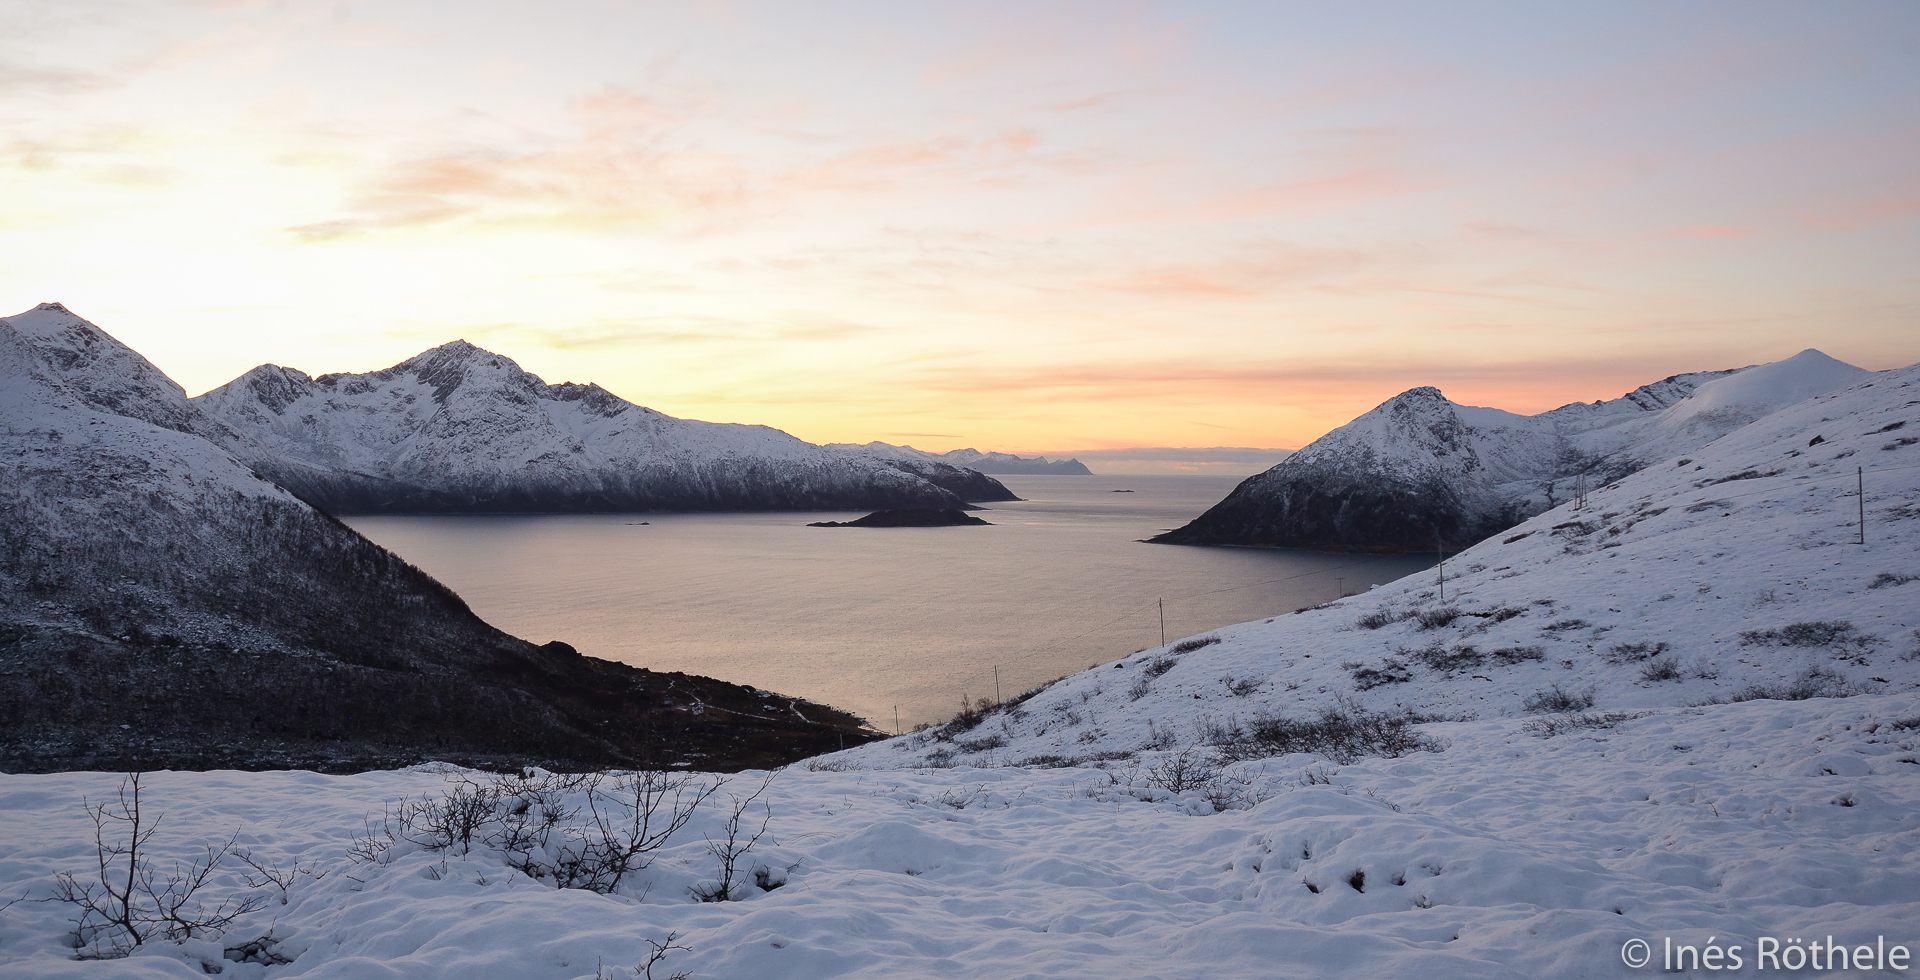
[0,304,876,773]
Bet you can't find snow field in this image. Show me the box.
[2,693,1916,978]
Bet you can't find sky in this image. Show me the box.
[3,1,1917,456]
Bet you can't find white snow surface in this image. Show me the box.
[2,697,1916,978]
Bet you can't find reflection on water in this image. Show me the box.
[346,475,1435,729]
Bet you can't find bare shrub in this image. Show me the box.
[1203,704,1439,764]
[1721,666,1859,703]
[1541,619,1590,633]
[1356,609,1408,630]
[1351,659,1411,690]
[957,734,1006,753]
[1489,646,1545,664]
[1870,572,1917,589]
[51,773,268,958]
[1410,644,1483,674]
[1604,641,1669,664]
[1144,656,1179,678]
[1143,719,1180,751]
[1224,676,1261,697]
[1172,636,1222,654]
[690,773,776,903]
[1523,684,1596,713]
[1147,748,1218,793]
[1639,657,1683,682]
[351,770,718,897]
[1414,607,1461,630]
[233,850,325,907]
[1128,676,1152,701]
[564,771,722,895]
[1740,621,1876,649]
[1522,712,1635,737]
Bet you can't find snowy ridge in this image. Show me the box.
[1155,352,1869,550]
[832,440,1094,475]
[196,343,1014,513]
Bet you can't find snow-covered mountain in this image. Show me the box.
[194,342,1014,514]
[831,440,1093,475]
[842,356,1919,768]
[0,303,873,772]
[1153,350,1869,551]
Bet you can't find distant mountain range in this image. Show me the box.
[1153,350,1870,552]
[0,304,876,772]
[830,441,1093,475]
[195,342,1016,514]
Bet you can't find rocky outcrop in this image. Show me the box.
[807,508,992,528]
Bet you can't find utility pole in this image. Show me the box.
[1859,467,1866,546]
[1158,598,1166,646]
[894,705,900,737]
[994,665,1002,705]
[1436,528,1446,603]
[1336,576,1345,598]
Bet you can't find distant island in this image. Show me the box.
[829,442,1092,475]
[808,508,992,528]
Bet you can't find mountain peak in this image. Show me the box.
[0,303,210,437]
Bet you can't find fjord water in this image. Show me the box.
[346,476,1435,730]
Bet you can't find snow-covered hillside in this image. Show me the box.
[853,359,1918,769]
[196,342,1012,514]
[0,304,873,772]
[1155,351,1869,551]
[831,441,1094,475]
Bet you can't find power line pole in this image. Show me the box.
[1436,528,1446,603]
[894,705,900,737]
[1158,598,1166,647]
[993,665,1002,705]
[1336,576,1345,598]
[1859,466,1866,546]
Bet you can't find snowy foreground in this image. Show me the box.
[1,694,1917,979]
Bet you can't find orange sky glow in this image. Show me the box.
[3,2,1916,459]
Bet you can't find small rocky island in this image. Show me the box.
[807,507,992,528]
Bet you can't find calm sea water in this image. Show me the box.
[345,475,1435,730]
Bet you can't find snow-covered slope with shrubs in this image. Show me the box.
[195,343,1011,514]
[1,696,1915,978]
[1154,350,1869,551]
[859,359,1919,769]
